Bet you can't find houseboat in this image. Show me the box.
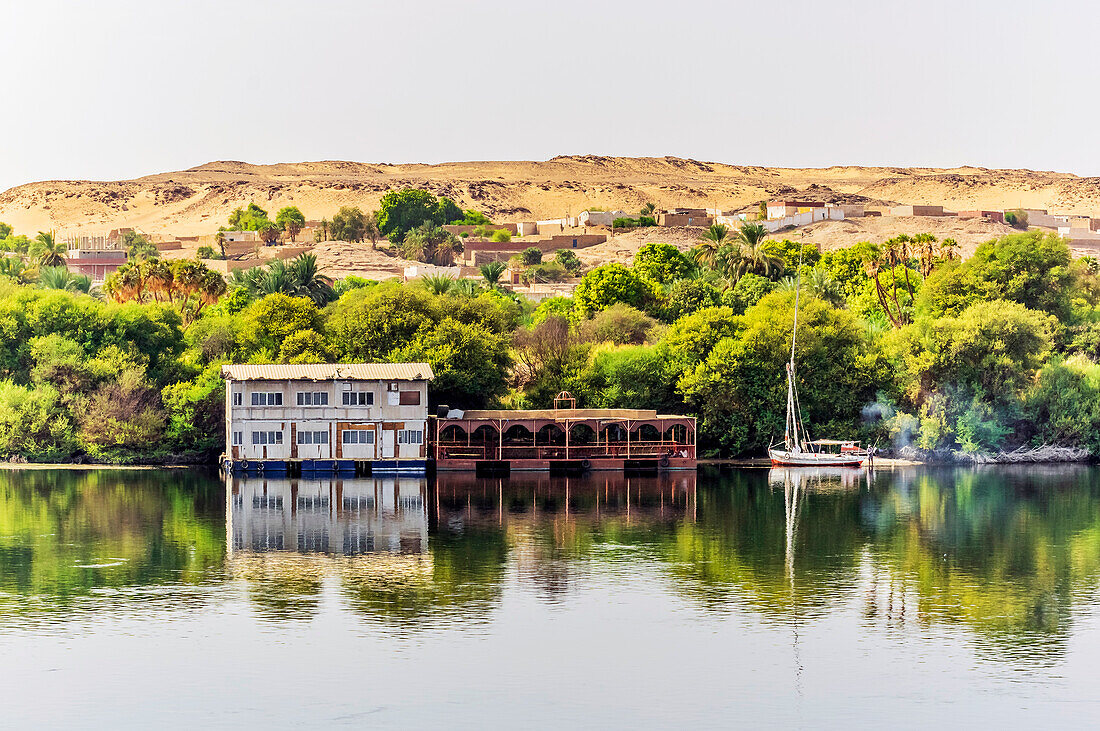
[221,363,434,475]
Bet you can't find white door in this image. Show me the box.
[381,429,396,459]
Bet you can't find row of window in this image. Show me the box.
[297,430,329,445]
[233,428,420,446]
[232,391,383,406]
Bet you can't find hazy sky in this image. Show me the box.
[1,0,1098,191]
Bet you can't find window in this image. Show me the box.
[232,431,243,445]
[297,430,329,445]
[342,429,375,445]
[251,430,283,445]
[251,392,283,406]
[342,392,373,406]
[296,391,329,406]
[232,392,242,406]
[397,430,423,445]
[399,390,421,406]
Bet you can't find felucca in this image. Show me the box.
[767,259,868,468]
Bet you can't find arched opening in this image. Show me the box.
[536,424,565,445]
[663,424,687,444]
[601,423,628,444]
[632,424,661,444]
[438,424,467,444]
[503,424,534,444]
[471,424,498,445]
[569,423,596,444]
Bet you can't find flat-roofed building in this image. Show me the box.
[221,362,434,475]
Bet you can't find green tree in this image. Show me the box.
[275,206,306,242]
[37,266,91,293]
[519,247,542,265]
[376,188,463,243]
[401,223,463,266]
[664,278,721,321]
[553,249,583,275]
[574,263,650,318]
[578,303,657,345]
[0,222,11,238]
[634,243,693,283]
[331,206,368,242]
[693,223,730,267]
[242,293,322,356]
[480,261,507,288]
[30,231,66,267]
[227,203,271,231]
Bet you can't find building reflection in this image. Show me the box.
[228,475,428,557]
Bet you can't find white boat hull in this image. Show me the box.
[768,449,866,468]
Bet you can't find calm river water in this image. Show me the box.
[1,466,1099,728]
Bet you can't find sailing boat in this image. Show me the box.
[767,258,869,468]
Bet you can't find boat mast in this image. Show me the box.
[786,246,805,452]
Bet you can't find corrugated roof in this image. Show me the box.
[221,363,434,381]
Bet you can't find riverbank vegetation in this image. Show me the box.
[0,217,1099,462]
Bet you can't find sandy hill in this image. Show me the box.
[3,157,1100,241]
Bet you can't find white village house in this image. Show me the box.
[221,363,434,474]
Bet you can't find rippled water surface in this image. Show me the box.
[2,465,1100,728]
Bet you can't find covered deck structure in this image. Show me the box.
[433,398,696,473]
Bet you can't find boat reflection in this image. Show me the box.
[228,475,428,557]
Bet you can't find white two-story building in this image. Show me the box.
[221,363,434,474]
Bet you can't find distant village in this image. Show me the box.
[59,198,1100,301]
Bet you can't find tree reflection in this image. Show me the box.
[0,468,225,621]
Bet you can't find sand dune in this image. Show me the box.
[3,157,1099,241]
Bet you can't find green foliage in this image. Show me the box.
[400,223,463,266]
[583,345,679,412]
[917,231,1074,319]
[769,240,821,271]
[1004,209,1028,229]
[125,232,160,261]
[489,229,512,243]
[333,276,377,296]
[196,245,219,260]
[330,206,368,242]
[454,210,491,226]
[227,203,271,231]
[889,299,1054,405]
[553,249,583,275]
[725,273,776,314]
[242,294,322,357]
[633,243,693,284]
[275,206,306,241]
[679,292,889,455]
[519,247,542,265]
[574,263,650,318]
[664,278,721,321]
[531,296,574,325]
[377,188,463,243]
[480,261,507,287]
[0,222,10,238]
[1026,357,1100,452]
[578,303,657,345]
[229,254,335,306]
[392,318,510,408]
[37,266,91,293]
[0,380,75,460]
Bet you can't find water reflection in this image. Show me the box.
[0,466,1098,663]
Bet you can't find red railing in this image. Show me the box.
[435,441,695,461]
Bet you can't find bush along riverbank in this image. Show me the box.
[2,226,1100,464]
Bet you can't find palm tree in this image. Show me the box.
[480,261,507,288]
[287,252,335,306]
[38,265,91,293]
[939,237,960,262]
[30,231,66,267]
[258,259,295,296]
[0,255,35,284]
[640,202,656,217]
[914,233,938,277]
[421,273,455,295]
[807,267,844,307]
[214,231,227,260]
[693,223,731,267]
[452,278,483,297]
[732,223,782,278]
